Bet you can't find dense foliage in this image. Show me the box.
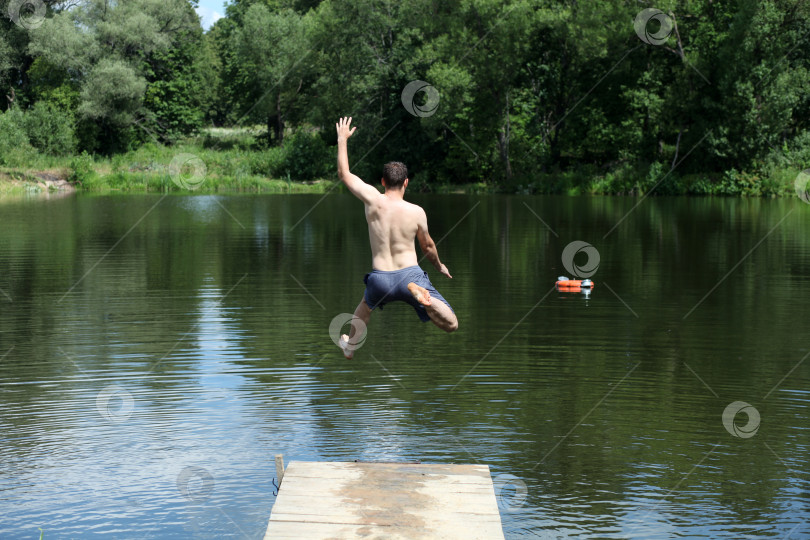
[1,0,808,192]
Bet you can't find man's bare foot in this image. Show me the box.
[339,334,354,359]
[407,282,432,306]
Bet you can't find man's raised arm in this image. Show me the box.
[336,116,379,204]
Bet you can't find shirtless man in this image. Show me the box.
[335,116,458,359]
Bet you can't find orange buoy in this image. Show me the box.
[555,276,594,289]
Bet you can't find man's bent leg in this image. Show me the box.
[425,297,458,332]
[340,298,371,358]
[407,283,458,333]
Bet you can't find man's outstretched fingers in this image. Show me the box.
[336,116,357,139]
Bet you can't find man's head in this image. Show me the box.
[381,161,408,191]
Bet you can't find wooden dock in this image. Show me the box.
[264,460,505,539]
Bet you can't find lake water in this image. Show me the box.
[0,193,808,539]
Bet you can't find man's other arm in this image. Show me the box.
[416,208,452,278]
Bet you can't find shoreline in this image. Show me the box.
[1,133,800,199]
[0,166,800,198]
[0,167,334,196]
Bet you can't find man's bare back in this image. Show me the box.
[335,116,457,358]
[365,195,422,271]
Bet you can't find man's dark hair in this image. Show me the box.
[382,161,408,189]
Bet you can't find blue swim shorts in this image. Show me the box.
[363,265,453,322]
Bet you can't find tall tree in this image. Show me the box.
[27,0,202,151]
[230,4,313,145]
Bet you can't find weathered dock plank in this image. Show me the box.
[264,461,505,540]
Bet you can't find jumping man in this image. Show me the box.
[335,117,458,359]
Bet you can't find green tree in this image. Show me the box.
[305,0,435,180]
[26,58,80,113]
[0,108,33,165]
[196,30,227,127]
[706,0,810,170]
[230,4,313,144]
[23,101,76,155]
[141,21,208,141]
[0,33,13,100]
[27,0,202,151]
[421,0,538,183]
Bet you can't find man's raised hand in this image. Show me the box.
[336,116,357,141]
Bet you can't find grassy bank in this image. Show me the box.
[0,127,803,198]
[408,164,802,197]
[503,163,803,198]
[0,127,338,195]
[0,163,335,195]
[0,151,335,196]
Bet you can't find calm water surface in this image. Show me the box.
[0,193,808,539]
